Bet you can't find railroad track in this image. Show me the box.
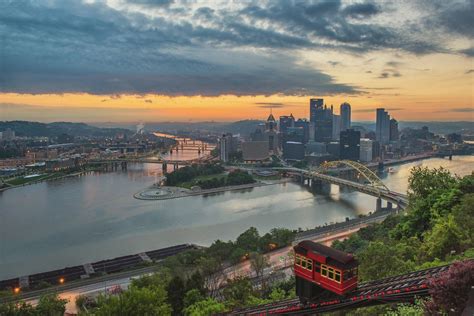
[230,262,461,315]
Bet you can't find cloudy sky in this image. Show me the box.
[0,0,473,122]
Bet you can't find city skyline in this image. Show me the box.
[1,0,473,122]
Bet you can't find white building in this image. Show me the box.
[360,138,373,162]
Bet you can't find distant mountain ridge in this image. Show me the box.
[0,121,133,138]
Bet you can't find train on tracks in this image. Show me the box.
[294,240,358,304]
[230,241,469,315]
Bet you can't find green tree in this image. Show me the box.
[452,193,474,250]
[422,215,463,260]
[184,298,226,316]
[186,271,205,295]
[35,294,68,316]
[183,289,204,309]
[93,286,171,316]
[236,227,260,252]
[358,241,415,281]
[223,276,254,308]
[249,252,270,280]
[167,276,186,315]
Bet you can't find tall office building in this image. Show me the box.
[359,138,373,162]
[309,98,324,123]
[340,102,351,131]
[376,108,391,145]
[279,114,295,134]
[390,118,399,141]
[219,133,239,162]
[294,119,310,143]
[310,98,333,143]
[340,129,360,161]
[332,114,341,141]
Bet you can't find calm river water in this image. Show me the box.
[0,156,472,279]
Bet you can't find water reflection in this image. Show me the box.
[0,156,472,279]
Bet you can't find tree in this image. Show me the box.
[407,166,457,200]
[422,215,463,260]
[236,227,260,252]
[186,271,205,295]
[93,286,171,316]
[35,294,68,316]
[425,260,474,314]
[184,298,226,316]
[183,289,204,309]
[452,193,474,250]
[249,253,270,280]
[223,276,254,308]
[358,241,415,281]
[167,276,186,315]
[197,256,224,298]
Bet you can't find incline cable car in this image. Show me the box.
[294,241,358,304]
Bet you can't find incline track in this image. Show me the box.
[230,262,462,315]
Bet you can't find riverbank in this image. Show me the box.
[134,178,291,200]
[0,170,94,193]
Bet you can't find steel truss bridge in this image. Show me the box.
[274,160,408,209]
[231,261,470,315]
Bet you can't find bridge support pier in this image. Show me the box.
[162,162,168,174]
[173,163,178,171]
[376,197,382,212]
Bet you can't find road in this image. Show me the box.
[17,215,379,314]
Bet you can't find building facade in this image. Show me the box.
[340,102,351,131]
[376,108,391,145]
[340,129,360,161]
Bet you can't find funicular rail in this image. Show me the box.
[230,262,464,315]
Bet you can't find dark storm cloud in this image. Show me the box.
[459,47,474,57]
[239,0,441,54]
[342,2,381,18]
[0,0,471,96]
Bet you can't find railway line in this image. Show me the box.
[230,262,461,315]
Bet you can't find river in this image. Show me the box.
[0,153,472,279]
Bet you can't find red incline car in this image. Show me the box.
[294,240,358,303]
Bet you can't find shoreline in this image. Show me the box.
[133,178,291,200]
[0,170,94,193]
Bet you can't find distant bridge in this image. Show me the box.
[273,160,408,210]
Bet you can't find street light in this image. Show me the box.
[59,277,65,285]
[13,287,20,294]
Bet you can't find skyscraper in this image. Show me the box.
[310,98,333,142]
[279,114,295,134]
[332,114,341,140]
[340,129,360,161]
[376,108,391,145]
[309,98,324,123]
[390,118,399,141]
[340,102,351,131]
[294,119,310,143]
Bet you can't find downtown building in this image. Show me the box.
[376,108,391,145]
[219,133,239,162]
[310,98,333,143]
[340,102,351,131]
[340,129,360,161]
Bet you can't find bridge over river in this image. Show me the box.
[251,160,409,210]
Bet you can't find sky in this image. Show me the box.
[0,0,473,123]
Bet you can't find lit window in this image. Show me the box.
[328,268,334,279]
[302,259,307,269]
[295,255,301,266]
[321,265,327,277]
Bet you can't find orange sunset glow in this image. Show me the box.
[1,1,472,122]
